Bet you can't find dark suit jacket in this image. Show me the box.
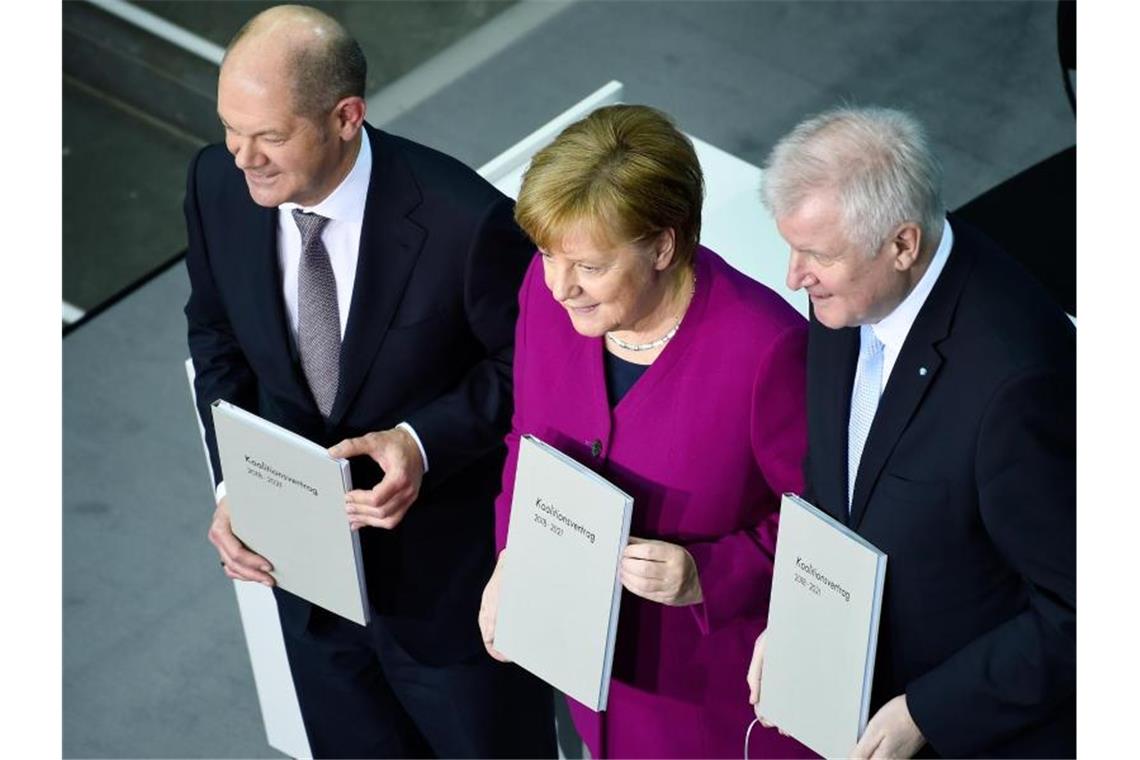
[184,123,533,665]
[803,218,1076,757]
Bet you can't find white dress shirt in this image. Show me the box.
[215,130,428,505]
[277,131,371,341]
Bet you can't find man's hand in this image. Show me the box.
[747,630,769,720]
[620,537,702,606]
[746,630,788,733]
[851,694,926,759]
[478,552,510,662]
[330,427,425,530]
[209,496,275,586]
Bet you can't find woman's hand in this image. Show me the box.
[620,536,703,606]
[478,551,511,662]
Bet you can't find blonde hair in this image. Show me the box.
[515,104,704,267]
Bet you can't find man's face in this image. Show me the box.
[777,191,908,329]
[217,63,342,208]
[541,223,667,338]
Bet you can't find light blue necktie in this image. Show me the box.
[847,326,884,513]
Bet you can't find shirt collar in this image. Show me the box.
[279,128,371,223]
[871,216,953,352]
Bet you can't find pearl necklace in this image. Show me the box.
[606,321,680,351]
[605,271,696,352]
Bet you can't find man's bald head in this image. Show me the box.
[223,4,366,123]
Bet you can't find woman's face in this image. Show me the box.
[540,222,674,338]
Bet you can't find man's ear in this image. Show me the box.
[332,96,366,140]
[652,228,678,272]
[890,223,923,272]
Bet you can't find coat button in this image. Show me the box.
[590,439,602,457]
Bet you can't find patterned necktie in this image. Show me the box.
[292,209,340,418]
[847,326,884,513]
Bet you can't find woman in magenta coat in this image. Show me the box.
[478,105,814,759]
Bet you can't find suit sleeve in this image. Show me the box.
[905,364,1076,756]
[491,257,540,554]
[686,322,809,635]
[800,309,826,506]
[183,148,257,490]
[801,308,818,505]
[404,196,533,486]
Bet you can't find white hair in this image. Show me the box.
[760,106,944,255]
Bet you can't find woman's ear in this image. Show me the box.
[652,228,677,271]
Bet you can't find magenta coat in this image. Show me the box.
[494,246,816,758]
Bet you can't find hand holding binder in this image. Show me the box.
[478,551,511,663]
[849,694,926,759]
[210,495,275,587]
[755,494,887,757]
[211,400,370,626]
[619,537,703,606]
[330,427,425,531]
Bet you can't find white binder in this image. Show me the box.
[211,400,369,626]
[495,435,633,711]
[758,493,887,758]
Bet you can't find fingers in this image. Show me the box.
[333,429,423,481]
[479,604,510,663]
[620,555,668,580]
[478,602,498,657]
[622,539,685,582]
[347,510,408,531]
[209,514,275,586]
[341,431,423,530]
[620,562,666,589]
[857,696,924,759]
[852,696,897,759]
[621,550,683,597]
[851,726,882,760]
[620,567,668,603]
[216,546,274,585]
[619,573,655,597]
[345,487,413,529]
[749,631,780,732]
[850,737,876,760]
[752,708,776,731]
[621,544,695,605]
[328,432,367,458]
[868,739,893,760]
[746,630,767,704]
[478,559,512,663]
[345,471,413,512]
[622,537,666,561]
[345,466,415,528]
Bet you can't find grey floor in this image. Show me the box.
[63,1,1074,757]
[62,0,514,314]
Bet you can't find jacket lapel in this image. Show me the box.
[849,229,976,528]
[812,316,859,526]
[240,201,314,408]
[328,125,426,426]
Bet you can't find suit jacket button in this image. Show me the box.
[590,439,602,458]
